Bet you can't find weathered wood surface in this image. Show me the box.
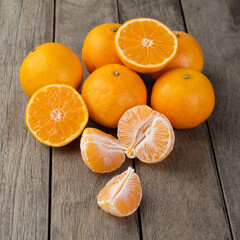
[118,0,232,239]
[181,0,240,238]
[50,0,140,239]
[0,0,53,239]
[1,0,239,239]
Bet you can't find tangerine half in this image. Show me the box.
[115,18,178,73]
[26,84,88,147]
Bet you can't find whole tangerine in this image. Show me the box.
[81,64,147,128]
[82,23,122,73]
[151,68,215,129]
[20,43,83,97]
[150,31,204,80]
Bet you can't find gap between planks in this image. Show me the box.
[178,0,234,239]
[48,0,56,240]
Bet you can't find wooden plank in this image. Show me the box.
[117,0,232,239]
[51,0,140,239]
[181,0,240,238]
[0,0,53,239]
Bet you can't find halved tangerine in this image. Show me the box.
[115,18,178,73]
[80,128,125,173]
[26,84,88,147]
[118,105,174,163]
[97,167,142,217]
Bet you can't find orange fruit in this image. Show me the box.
[150,31,204,80]
[26,84,88,147]
[151,68,215,129]
[82,23,122,73]
[81,64,147,128]
[114,18,178,73]
[20,43,83,97]
[97,167,142,217]
[118,105,174,163]
[80,128,125,173]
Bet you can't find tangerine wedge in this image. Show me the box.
[97,167,142,217]
[115,18,178,73]
[26,84,88,147]
[118,105,174,163]
[80,128,125,173]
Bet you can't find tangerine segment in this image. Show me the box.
[118,105,174,163]
[115,18,178,73]
[26,84,88,147]
[118,105,154,150]
[80,128,125,173]
[97,167,142,217]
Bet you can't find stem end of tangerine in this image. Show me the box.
[112,27,118,32]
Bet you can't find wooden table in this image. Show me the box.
[1,0,239,239]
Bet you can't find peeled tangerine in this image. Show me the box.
[118,105,175,163]
[81,105,175,172]
[80,128,125,173]
[97,167,142,217]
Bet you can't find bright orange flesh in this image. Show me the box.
[97,167,142,217]
[118,105,174,163]
[115,18,178,73]
[26,84,88,147]
[80,128,125,173]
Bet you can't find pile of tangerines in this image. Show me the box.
[20,18,215,217]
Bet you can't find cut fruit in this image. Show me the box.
[97,167,142,217]
[115,18,178,73]
[118,105,174,163]
[26,84,88,147]
[80,128,125,173]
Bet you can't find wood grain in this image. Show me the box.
[0,0,53,239]
[181,0,240,238]
[51,0,140,239]
[118,0,232,239]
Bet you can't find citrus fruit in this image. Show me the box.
[114,18,178,73]
[151,68,215,129]
[82,23,122,73]
[20,43,83,97]
[81,64,147,128]
[80,128,125,173]
[26,84,88,147]
[150,31,204,80]
[97,167,142,217]
[118,105,174,163]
